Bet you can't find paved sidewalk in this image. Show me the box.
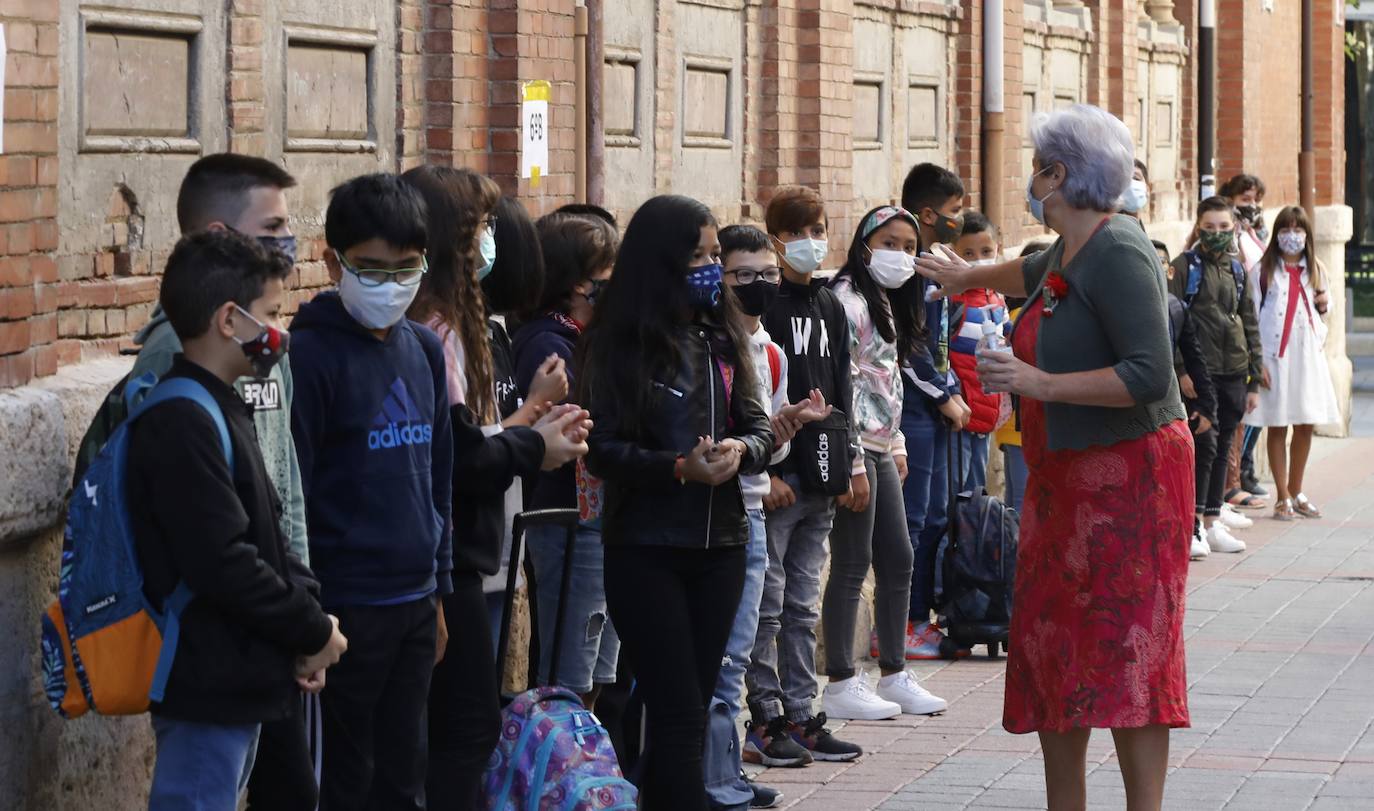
[748,380,1374,810]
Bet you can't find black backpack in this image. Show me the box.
[935,436,1019,658]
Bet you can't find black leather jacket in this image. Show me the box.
[586,321,773,549]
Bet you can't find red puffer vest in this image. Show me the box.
[948,288,1010,434]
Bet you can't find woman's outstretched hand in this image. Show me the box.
[914,244,975,301]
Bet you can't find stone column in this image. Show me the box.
[1146,1,1177,24]
[1316,205,1355,437]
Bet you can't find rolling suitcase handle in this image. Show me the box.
[945,427,966,552]
[496,508,581,694]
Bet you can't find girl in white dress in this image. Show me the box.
[1244,206,1340,520]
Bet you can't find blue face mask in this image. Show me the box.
[686,263,724,310]
[256,234,297,266]
[1026,166,1056,225]
[475,229,497,281]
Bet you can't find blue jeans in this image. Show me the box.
[901,399,949,622]
[958,432,990,493]
[745,477,834,724]
[527,523,621,694]
[1002,444,1027,513]
[149,715,260,810]
[704,509,769,809]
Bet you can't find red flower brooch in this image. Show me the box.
[1042,272,1069,317]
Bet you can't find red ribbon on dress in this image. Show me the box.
[1277,263,1314,359]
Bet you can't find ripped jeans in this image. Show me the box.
[527,523,621,694]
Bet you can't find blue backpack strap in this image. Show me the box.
[1183,251,1203,307]
[127,377,232,703]
[1229,258,1247,308]
[149,582,194,702]
[130,378,234,469]
[121,371,160,412]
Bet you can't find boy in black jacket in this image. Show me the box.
[1167,198,1263,555]
[130,231,347,810]
[745,186,866,765]
[289,174,454,810]
[1154,240,1218,561]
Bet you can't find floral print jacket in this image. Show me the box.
[832,276,906,475]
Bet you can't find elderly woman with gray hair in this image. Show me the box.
[917,104,1192,811]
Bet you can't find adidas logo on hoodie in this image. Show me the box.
[368,378,434,450]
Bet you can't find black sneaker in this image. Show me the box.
[1241,474,1268,497]
[743,771,783,808]
[742,717,813,767]
[788,713,862,762]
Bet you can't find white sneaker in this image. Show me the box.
[876,670,948,716]
[1190,525,1211,560]
[822,674,902,721]
[1207,523,1247,553]
[1218,504,1254,530]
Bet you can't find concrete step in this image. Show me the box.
[1354,317,1374,333]
[1350,331,1374,358]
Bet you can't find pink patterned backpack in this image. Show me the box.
[482,685,637,810]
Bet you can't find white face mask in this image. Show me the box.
[338,266,420,330]
[1277,230,1306,256]
[970,258,1000,267]
[783,238,828,275]
[867,249,916,289]
[1121,179,1149,214]
[475,229,498,281]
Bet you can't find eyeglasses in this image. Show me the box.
[339,254,428,287]
[725,266,782,285]
[480,216,498,238]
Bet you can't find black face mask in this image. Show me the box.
[584,278,608,306]
[732,279,780,317]
[931,212,964,245]
[1236,205,1262,228]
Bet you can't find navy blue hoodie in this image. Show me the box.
[511,312,581,510]
[902,278,962,412]
[289,291,454,608]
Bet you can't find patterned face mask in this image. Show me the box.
[686,263,724,310]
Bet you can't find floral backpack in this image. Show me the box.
[482,686,637,811]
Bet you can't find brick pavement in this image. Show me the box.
[746,374,1374,810]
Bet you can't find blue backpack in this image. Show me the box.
[41,374,232,718]
[1183,250,1247,314]
[482,685,638,811]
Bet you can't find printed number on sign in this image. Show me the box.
[529,112,544,141]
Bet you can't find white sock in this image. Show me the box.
[878,672,904,687]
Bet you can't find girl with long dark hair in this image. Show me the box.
[512,211,623,708]
[580,195,773,810]
[400,166,587,809]
[821,206,947,721]
[1244,206,1340,520]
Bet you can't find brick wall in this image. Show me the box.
[0,3,58,388]
[1236,0,1347,210]
[0,0,1350,389]
[487,0,578,214]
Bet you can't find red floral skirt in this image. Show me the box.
[1002,300,1193,734]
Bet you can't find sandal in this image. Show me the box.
[1226,489,1268,510]
[1273,499,1297,521]
[1293,494,1323,519]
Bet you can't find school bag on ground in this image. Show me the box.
[935,433,1019,659]
[40,374,231,718]
[483,508,638,811]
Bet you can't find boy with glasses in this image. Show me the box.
[706,225,832,808]
[289,173,454,810]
